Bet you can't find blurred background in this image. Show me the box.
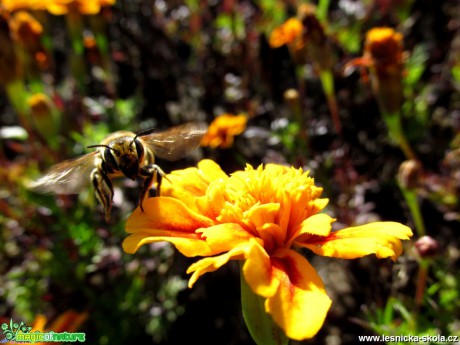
[0,0,459,344]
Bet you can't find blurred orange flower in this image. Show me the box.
[364,27,404,79]
[32,310,88,345]
[47,0,116,15]
[0,0,115,15]
[345,27,405,115]
[46,0,115,15]
[9,11,43,46]
[123,160,413,340]
[269,18,302,48]
[200,114,247,148]
[0,0,44,12]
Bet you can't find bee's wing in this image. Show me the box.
[28,152,98,194]
[140,122,208,161]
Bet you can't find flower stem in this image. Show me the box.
[240,263,289,345]
[415,258,430,307]
[316,0,331,22]
[5,79,29,123]
[89,14,115,97]
[398,185,426,237]
[381,111,417,160]
[319,69,341,134]
[66,12,86,94]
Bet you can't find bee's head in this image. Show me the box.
[88,136,145,180]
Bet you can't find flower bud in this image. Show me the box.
[364,27,404,114]
[398,159,423,190]
[297,4,335,71]
[414,236,440,258]
[9,11,43,48]
[283,88,300,109]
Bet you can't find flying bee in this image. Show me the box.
[29,123,208,221]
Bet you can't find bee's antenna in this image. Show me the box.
[130,128,156,148]
[87,144,120,154]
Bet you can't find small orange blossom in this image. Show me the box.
[32,310,88,345]
[9,11,43,46]
[0,0,115,15]
[200,114,247,149]
[269,18,302,49]
[123,160,412,340]
[364,27,404,79]
[46,0,116,15]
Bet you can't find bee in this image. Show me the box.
[29,123,207,221]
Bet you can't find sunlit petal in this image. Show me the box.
[242,239,279,298]
[49,310,89,333]
[198,223,255,254]
[126,197,214,233]
[265,249,332,340]
[294,213,336,240]
[124,197,214,256]
[300,222,413,261]
[122,231,212,257]
[187,243,252,287]
[161,159,228,213]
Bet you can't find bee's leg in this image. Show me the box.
[91,168,114,221]
[139,164,167,212]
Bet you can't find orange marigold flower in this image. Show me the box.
[30,310,87,345]
[32,310,88,333]
[0,0,115,15]
[364,27,404,78]
[9,11,43,47]
[0,0,44,12]
[200,114,247,149]
[123,160,413,340]
[364,27,405,115]
[269,18,302,48]
[46,0,115,15]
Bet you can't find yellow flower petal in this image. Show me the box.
[265,248,332,340]
[31,314,47,332]
[49,310,88,333]
[124,197,215,256]
[242,239,280,298]
[245,203,286,247]
[187,243,252,287]
[198,223,255,254]
[246,203,280,228]
[300,222,413,261]
[197,159,229,181]
[200,114,248,148]
[123,231,212,257]
[161,159,227,214]
[294,213,336,240]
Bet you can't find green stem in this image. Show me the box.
[317,0,331,23]
[399,184,426,237]
[319,69,341,134]
[66,12,86,94]
[5,79,29,119]
[89,15,115,97]
[415,259,430,307]
[240,262,289,345]
[382,111,417,160]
